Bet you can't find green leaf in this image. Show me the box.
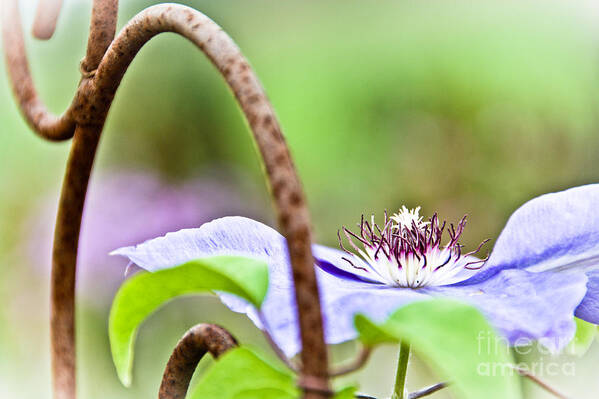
[188,347,299,399]
[109,255,269,386]
[332,386,358,399]
[354,313,397,346]
[566,317,596,356]
[355,299,521,399]
[189,346,358,399]
[231,389,297,399]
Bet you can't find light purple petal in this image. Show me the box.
[574,269,599,324]
[428,269,589,351]
[111,216,293,329]
[111,216,288,272]
[321,268,588,353]
[465,184,599,285]
[112,216,376,356]
[312,244,385,284]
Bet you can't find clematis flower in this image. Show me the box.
[112,184,599,356]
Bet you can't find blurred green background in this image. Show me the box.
[2,0,599,397]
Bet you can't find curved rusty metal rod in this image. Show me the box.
[159,324,238,399]
[32,0,64,40]
[81,0,119,74]
[2,0,118,139]
[73,5,331,395]
[1,0,75,140]
[46,4,330,399]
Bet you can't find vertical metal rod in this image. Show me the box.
[51,124,103,399]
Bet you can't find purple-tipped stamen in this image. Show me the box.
[338,206,489,288]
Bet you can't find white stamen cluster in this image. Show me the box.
[390,206,429,230]
[339,207,488,288]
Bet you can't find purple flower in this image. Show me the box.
[112,185,599,356]
[23,169,264,304]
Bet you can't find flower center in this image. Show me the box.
[338,207,489,288]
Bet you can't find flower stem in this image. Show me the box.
[392,342,411,399]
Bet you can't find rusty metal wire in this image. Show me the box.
[81,0,118,74]
[159,324,238,399]
[2,0,75,140]
[32,0,64,40]
[3,1,331,399]
[51,123,102,399]
[72,5,330,397]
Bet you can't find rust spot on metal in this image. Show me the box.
[272,179,286,198]
[290,191,302,206]
[238,62,249,72]
[269,126,282,141]
[262,114,273,127]
[247,113,258,126]
[274,152,286,166]
[280,211,290,227]
[247,93,260,104]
